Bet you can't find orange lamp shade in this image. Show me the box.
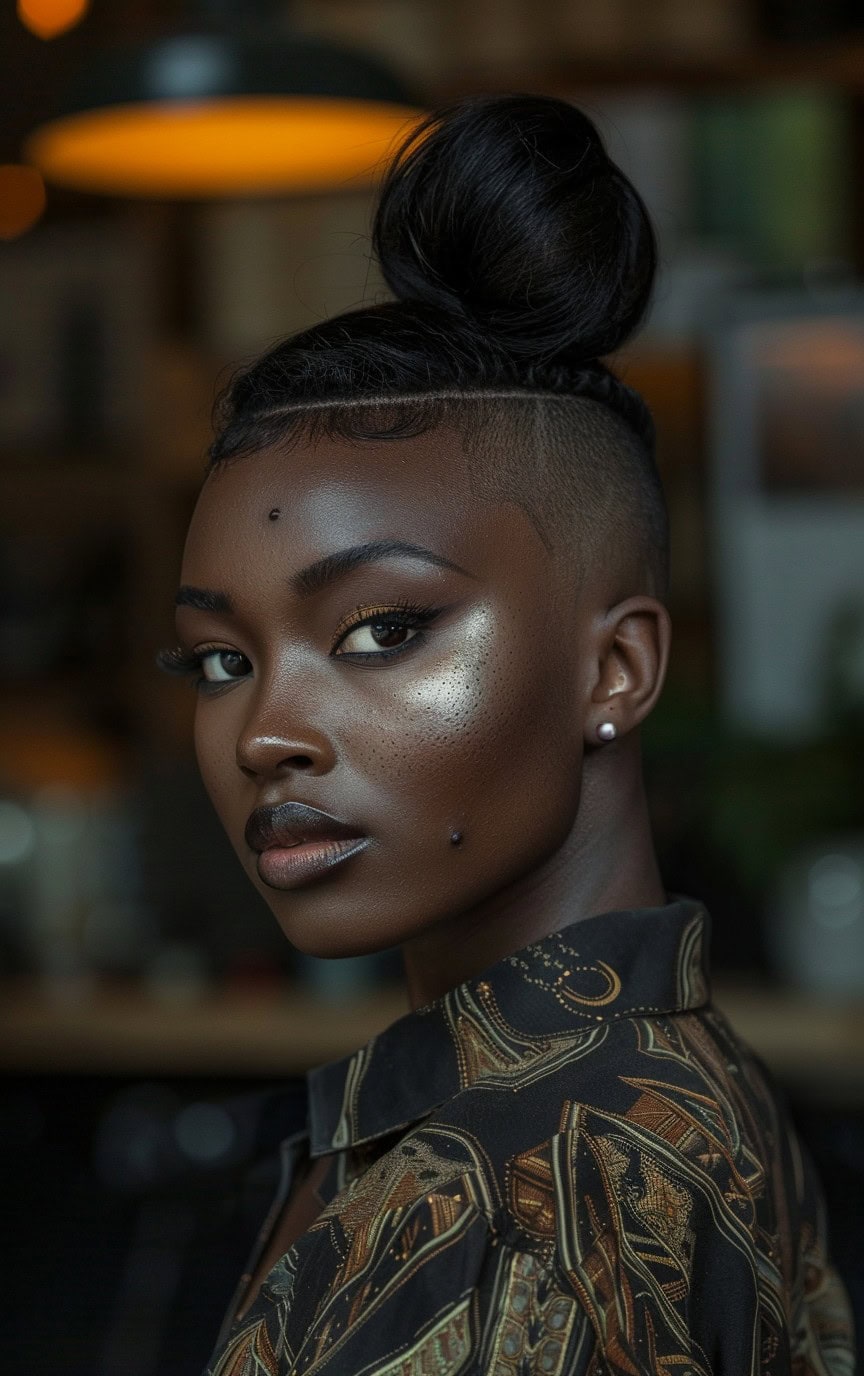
[18,0,89,41]
[26,96,420,197]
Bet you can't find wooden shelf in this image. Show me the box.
[444,40,864,98]
[2,978,862,1103]
[0,980,408,1078]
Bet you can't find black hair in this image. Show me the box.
[208,94,668,596]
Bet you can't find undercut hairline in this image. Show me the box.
[247,389,598,425]
[207,382,668,599]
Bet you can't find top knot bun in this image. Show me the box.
[373,94,656,365]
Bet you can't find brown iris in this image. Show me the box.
[370,620,410,648]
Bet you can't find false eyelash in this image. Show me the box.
[333,599,439,638]
[155,602,442,683]
[155,642,250,694]
[155,644,221,677]
[334,599,443,646]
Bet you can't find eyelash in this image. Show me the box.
[155,602,442,691]
[333,601,440,661]
[155,642,230,694]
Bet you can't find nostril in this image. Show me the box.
[238,753,315,777]
[236,732,332,777]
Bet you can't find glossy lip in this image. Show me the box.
[255,836,369,891]
[245,800,364,851]
[245,801,369,892]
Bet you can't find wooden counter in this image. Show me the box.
[1,979,863,1103]
[0,979,407,1077]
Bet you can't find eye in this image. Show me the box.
[333,603,441,659]
[200,649,251,682]
[337,618,420,655]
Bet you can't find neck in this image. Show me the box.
[400,738,665,1008]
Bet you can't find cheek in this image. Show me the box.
[193,703,241,833]
[346,606,578,817]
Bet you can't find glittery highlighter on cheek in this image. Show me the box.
[403,607,492,725]
[317,594,580,952]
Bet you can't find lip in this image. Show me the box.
[256,836,369,891]
[245,801,369,892]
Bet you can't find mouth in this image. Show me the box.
[245,801,369,893]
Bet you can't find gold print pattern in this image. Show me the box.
[324,1136,469,1284]
[373,1296,474,1376]
[213,1318,279,1376]
[676,913,709,1008]
[556,960,623,1009]
[636,1159,692,1260]
[507,940,624,1015]
[594,1136,693,1267]
[488,1252,578,1376]
[445,983,547,1090]
[507,1141,557,1241]
[205,904,854,1376]
[623,1086,710,1158]
[425,1187,469,1238]
[454,1012,524,1085]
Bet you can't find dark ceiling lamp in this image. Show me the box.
[24,1,422,198]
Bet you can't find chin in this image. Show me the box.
[257,882,406,960]
[273,909,402,961]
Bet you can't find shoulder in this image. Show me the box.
[414,1004,848,1373]
[357,1005,771,1253]
[429,1003,776,1180]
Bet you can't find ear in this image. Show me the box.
[584,596,671,745]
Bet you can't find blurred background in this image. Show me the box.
[1,1,864,1371]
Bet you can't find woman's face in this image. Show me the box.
[174,429,593,957]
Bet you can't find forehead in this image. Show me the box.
[183,428,548,580]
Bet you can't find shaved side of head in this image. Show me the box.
[210,391,669,603]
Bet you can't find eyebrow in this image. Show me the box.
[290,540,473,597]
[174,540,472,613]
[175,586,233,613]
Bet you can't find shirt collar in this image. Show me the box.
[307,897,710,1157]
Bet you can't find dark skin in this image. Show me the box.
[174,427,671,1009]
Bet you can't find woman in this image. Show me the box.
[159,96,854,1374]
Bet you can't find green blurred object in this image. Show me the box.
[644,677,864,903]
[692,87,851,272]
[707,734,860,893]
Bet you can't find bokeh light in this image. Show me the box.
[17,0,90,41]
[0,163,46,239]
[0,801,36,865]
[26,98,420,197]
[173,1102,236,1163]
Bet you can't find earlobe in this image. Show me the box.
[585,596,671,745]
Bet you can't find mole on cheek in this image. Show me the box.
[268,508,280,521]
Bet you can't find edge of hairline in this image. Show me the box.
[246,388,604,421]
[208,388,612,467]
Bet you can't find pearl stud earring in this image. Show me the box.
[597,722,617,742]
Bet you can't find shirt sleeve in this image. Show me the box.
[204,1176,598,1376]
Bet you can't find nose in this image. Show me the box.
[234,687,336,780]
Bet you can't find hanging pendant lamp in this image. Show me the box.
[24,9,422,198]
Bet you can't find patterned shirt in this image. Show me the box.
[205,898,855,1375]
